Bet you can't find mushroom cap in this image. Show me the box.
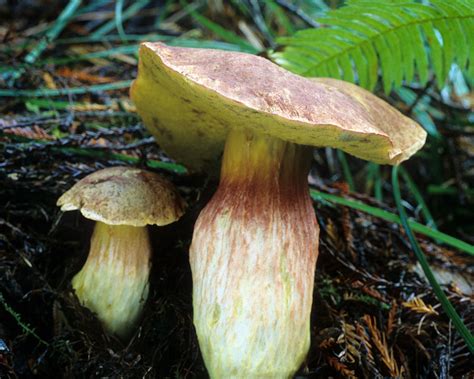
[131,43,426,171]
[57,166,186,226]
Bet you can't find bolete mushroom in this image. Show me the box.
[131,43,426,378]
[57,166,185,338]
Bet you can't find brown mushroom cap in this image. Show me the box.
[57,166,186,226]
[131,43,426,171]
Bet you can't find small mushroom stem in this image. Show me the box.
[190,128,320,378]
[72,222,151,338]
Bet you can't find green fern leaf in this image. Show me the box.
[271,0,474,92]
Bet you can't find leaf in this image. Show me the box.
[392,166,474,353]
[309,189,474,256]
[271,0,474,92]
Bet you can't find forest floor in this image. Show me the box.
[1,1,473,378]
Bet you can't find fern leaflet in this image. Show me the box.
[271,0,474,92]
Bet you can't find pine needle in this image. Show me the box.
[24,0,82,64]
[402,297,439,316]
[363,315,403,377]
[327,356,358,379]
[340,321,361,364]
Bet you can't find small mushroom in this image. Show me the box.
[131,44,427,378]
[57,166,185,338]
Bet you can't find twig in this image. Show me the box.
[0,111,138,130]
[0,80,132,97]
[5,134,187,174]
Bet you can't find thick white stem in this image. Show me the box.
[190,129,319,378]
[72,222,151,338]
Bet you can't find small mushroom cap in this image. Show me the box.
[57,166,186,226]
[131,43,426,171]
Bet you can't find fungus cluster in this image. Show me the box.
[131,43,426,378]
[58,166,185,338]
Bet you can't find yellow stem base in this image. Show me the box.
[72,222,151,338]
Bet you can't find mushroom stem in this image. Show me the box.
[190,128,319,378]
[72,221,151,338]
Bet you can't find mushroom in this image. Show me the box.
[57,166,186,338]
[131,43,427,378]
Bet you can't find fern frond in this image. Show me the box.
[271,0,474,92]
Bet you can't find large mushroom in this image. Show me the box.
[131,43,426,378]
[57,166,185,338]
